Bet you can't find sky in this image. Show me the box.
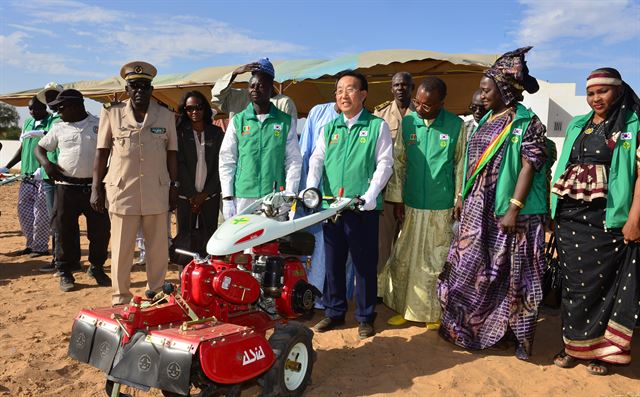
[1,0,639,123]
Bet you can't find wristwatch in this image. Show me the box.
[170,180,180,188]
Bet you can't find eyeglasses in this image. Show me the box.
[127,83,151,91]
[469,104,485,112]
[335,87,360,96]
[185,104,204,112]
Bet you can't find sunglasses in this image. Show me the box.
[185,104,204,112]
[127,83,152,91]
[469,104,485,112]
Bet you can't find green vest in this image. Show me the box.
[233,103,291,198]
[551,110,638,228]
[322,109,384,209]
[462,103,549,216]
[20,114,59,177]
[402,109,462,210]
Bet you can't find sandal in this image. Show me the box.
[553,350,577,368]
[586,360,609,376]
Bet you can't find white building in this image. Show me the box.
[522,80,591,174]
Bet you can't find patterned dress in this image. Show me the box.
[438,111,548,354]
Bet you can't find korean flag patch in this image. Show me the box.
[439,133,449,141]
[359,130,369,137]
[512,128,523,136]
[273,124,283,131]
[621,132,633,140]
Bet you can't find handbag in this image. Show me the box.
[541,232,562,309]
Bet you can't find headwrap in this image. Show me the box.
[586,67,640,138]
[485,46,539,106]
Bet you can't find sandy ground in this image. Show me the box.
[0,182,638,397]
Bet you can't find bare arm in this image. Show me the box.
[90,148,110,213]
[622,173,640,242]
[4,144,22,170]
[500,158,535,234]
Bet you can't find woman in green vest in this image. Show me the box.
[437,47,550,361]
[551,68,640,375]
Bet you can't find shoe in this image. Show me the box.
[19,248,33,256]
[313,317,345,333]
[426,321,441,331]
[59,275,75,292]
[87,265,112,286]
[387,314,408,326]
[29,250,49,258]
[553,349,577,368]
[358,322,375,339]
[39,261,57,272]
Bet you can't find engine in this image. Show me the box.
[180,240,320,322]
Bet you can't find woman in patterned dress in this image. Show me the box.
[551,68,640,375]
[438,47,552,360]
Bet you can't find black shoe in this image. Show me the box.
[39,261,57,272]
[59,275,75,292]
[29,250,49,258]
[313,317,345,333]
[358,322,375,339]
[87,265,111,286]
[19,248,33,256]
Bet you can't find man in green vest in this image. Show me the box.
[306,70,394,339]
[379,77,466,328]
[1,96,55,257]
[219,58,302,218]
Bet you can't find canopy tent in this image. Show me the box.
[0,49,497,116]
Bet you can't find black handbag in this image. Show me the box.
[542,232,562,309]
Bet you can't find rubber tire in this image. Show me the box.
[258,322,316,397]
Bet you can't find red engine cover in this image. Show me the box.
[276,257,309,318]
[212,269,261,305]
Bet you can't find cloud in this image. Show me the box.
[97,18,306,66]
[14,0,122,23]
[516,0,640,46]
[0,32,102,78]
[7,24,56,37]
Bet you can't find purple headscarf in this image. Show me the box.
[485,46,539,106]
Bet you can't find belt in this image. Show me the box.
[59,176,93,185]
[178,193,219,201]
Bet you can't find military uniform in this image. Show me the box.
[97,61,178,305]
[373,100,414,275]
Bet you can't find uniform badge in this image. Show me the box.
[242,125,251,136]
[150,127,166,134]
[621,132,632,140]
[274,130,281,137]
[439,133,449,140]
[359,130,369,137]
[359,137,367,144]
[329,133,339,144]
[512,128,523,136]
[439,140,447,148]
[511,136,519,143]
[273,124,282,131]
[93,126,99,134]
[623,141,631,149]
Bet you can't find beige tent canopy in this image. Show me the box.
[0,49,497,115]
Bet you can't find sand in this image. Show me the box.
[0,182,638,397]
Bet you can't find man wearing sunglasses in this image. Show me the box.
[464,89,487,139]
[91,61,178,306]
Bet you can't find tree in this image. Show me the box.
[0,103,20,128]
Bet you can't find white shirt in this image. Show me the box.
[219,112,302,198]
[38,113,99,180]
[306,109,394,205]
[193,129,207,192]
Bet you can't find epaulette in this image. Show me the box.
[103,101,123,109]
[374,100,392,112]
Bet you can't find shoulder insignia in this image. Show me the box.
[374,100,392,112]
[103,101,122,109]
